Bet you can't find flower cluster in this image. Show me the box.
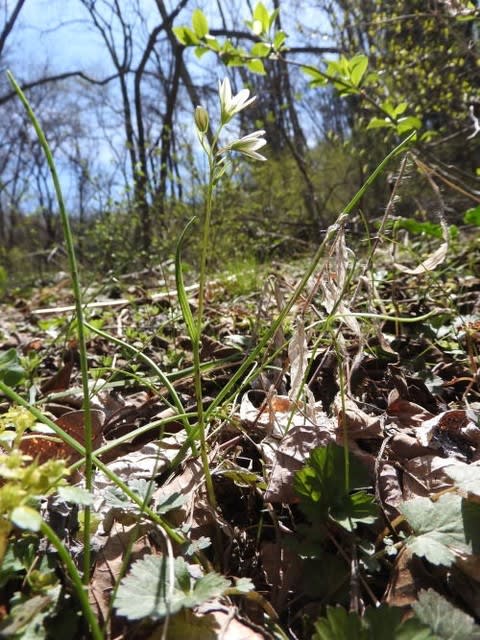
[194,78,267,163]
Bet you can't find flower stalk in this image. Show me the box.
[185,77,267,525]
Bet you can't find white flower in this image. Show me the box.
[219,78,256,124]
[228,130,267,161]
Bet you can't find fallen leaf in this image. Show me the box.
[395,242,449,274]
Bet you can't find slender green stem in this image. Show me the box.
[197,166,215,325]
[193,166,217,511]
[7,71,94,583]
[40,520,103,640]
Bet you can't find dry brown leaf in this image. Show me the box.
[377,461,403,519]
[388,431,436,459]
[384,547,429,611]
[334,397,384,439]
[240,391,321,437]
[19,409,105,464]
[89,522,155,636]
[153,457,206,527]
[387,390,435,428]
[417,409,480,446]
[263,415,336,503]
[402,455,455,500]
[288,316,315,416]
[394,241,449,275]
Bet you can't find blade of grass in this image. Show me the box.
[40,520,103,640]
[6,70,95,582]
[176,215,219,557]
[175,217,200,343]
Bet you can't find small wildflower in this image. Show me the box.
[194,106,209,133]
[228,130,267,161]
[219,78,256,124]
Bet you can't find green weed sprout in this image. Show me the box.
[178,79,267,516]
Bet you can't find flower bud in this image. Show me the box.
[194,106,209,133]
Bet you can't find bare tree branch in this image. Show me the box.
[0,0,26,57]
[0,70,120,106]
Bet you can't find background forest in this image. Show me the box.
[0,0,478,287]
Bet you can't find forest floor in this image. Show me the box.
[0,231,479,639]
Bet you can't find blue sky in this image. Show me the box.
[5,1,331,209]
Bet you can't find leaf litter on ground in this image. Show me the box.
[0,242,480,638]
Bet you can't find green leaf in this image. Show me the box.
[302,65,328,87]
[231,577,254,593]
[333,491,379,531]
[313,606,366,640]
[269,8,280,29]
[175,218,199,343]
[365,605,434,640]
[313,605,435,640]
[381,100,398,118]
[412,589,480,639]
[394,102,408,116]
[301,553,349,599]
[392,217,457,240]
[395,116,422,134]
[205,35,221,51]
[0,348,26,387]
[11,506,42,532]
[294,443,377,529]
[349,54,368,86]
[188,570,230,605]
[194,46,209,59]
[367,117,394,130]
[400,494,480,566]
[445,461,480,499]
[57,486,93,506]
[464,205,480,225]
[253,2,270,33]
[172,26,199,46]
[273,31,287,50]
[155,492,185,514]
[105,478,153,511]
[0,590,59,638]
[251,19,263,36]
[192,9,208,39]
[246,58,266,74]
[115,555,230,620]
[182,536,211,557]
[251,42,271,58]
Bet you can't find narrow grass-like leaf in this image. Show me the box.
[7,71,95,583]
[175,217,199,343]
